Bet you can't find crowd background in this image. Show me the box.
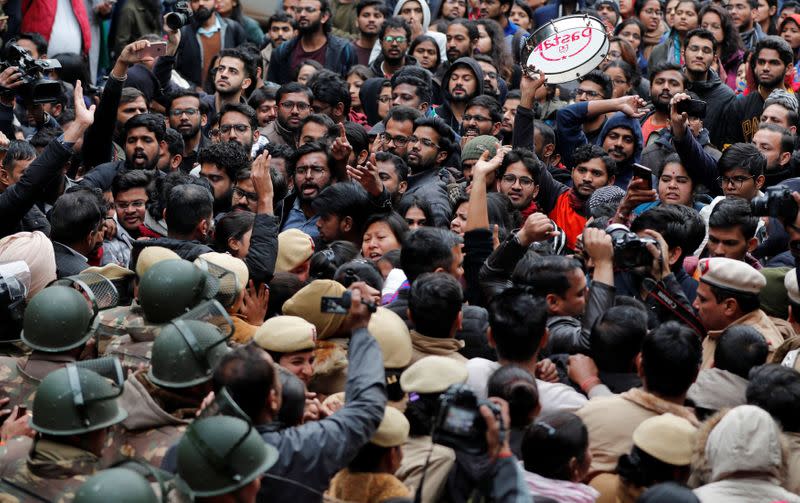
[0,0,800,501]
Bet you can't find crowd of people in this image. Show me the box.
[1,0,800,501]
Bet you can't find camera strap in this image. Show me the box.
[413,439,436,503]
[642,278,705,336]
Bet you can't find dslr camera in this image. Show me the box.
[751,185,799,222]
[0,44,62,104]
[165,1,193,30]
[432,384,503,455]
[606,224,658,271]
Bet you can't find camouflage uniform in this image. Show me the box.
[98,305,164,374]
[103,370,194,467]
[0,353,76,410]
[0,437,102,502]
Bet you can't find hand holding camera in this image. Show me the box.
[433,384,507,457]
[320,283,376,331]
[641,229,671,281]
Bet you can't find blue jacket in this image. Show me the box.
[533,0,586,29]
[598,112,644,188]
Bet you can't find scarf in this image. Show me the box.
[621,387,700,426]
[567,189,588,215]
[410,330,465,356]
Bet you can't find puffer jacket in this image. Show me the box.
[692,405,800,503]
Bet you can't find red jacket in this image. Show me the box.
[21,0,91,56]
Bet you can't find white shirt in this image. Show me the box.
[50,0,84,55]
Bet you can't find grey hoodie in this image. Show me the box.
[368,0,447,64]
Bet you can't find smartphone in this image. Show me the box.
[320,294,350,315]
[632,163,653,190]
[137,41,167,59]
[15,406,26,418]
[675,99,707,119]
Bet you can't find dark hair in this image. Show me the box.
[648,61,687,88]
[265,142,295,161]
[356,0,390,16]
[488,288,548,361]
[297,113,338,143]
[573,143,617,178]
[50,188,105,244]
[590,306,648,372]
[580,69,614,99]
[521,412,589,480]
[334,259,384,291]
[363,211,410,245]
[124,112,166,143]
[164,128,184,158]
[465,95,502,124]
[631,205,705,271]
[408,35,442,70]
[120,86,145,107]
[219,103,258,136]
[309,241,360,280]
[605,60,636,90]
[15,32,48,57]
[487,364,538,428]
[475,19,513,80]
[757,122,795,154]
[708,196,759,239]
[345,121,370,157]
[392,67,434,107]
[198,141,250,182]
[615,17,645,45]
[2,140,36,175]
[111,169,152,198]
[408,272,464,337]
[165,183,214,235]
[266,10,297,31]
[746,363,800,432]
[617,445,690,487]
[294,59,324,82]
[213,344,275,424]
[641,321,701,397]
[750,36,795,76]
[277,81,314,105]
[311,182,371,232]
[289,141,334,178]
[405,392,441,435]
[412,116,456,157]
[167,89,208,116]
[50,53,91,88]
[397,194,434,225]
[498,148,543,182]
[533,121,556,148]
[214,210,255,252]
[383,105,423,126]
[375,151,408,182]
[379,15,412,41]
[685,27,718,53]
[401,227,461,282]
[308,71,352,117]
[714,325,768,378]
[29,128,61,150]
[719,141,769,176]
[513,255,582,297]
[247,87,275,110]
[699,3,744,61]
[268,272,304,318]
[449,18,479,40]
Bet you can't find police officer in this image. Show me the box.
[0,286,96,410]
[106,317,230,466]
[74,467,160,503]
[0,365,127,500]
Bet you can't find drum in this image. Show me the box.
[520,14,610,84]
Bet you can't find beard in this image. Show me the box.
[653,96,670,114]
[298,18,322,36]
[757,72,785,89]
[126,149,159,171]
[194,6,213,22]
[447,85,472,103]
[176,122,200,140]
[214,189,233,215]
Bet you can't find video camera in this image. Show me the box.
[0,44,62,104]
[165,1,193,30]
[432,384,503,455]
[751,185,799,222]
[606,224,658,272]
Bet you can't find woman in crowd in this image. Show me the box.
[215,0,265,45]
[362,212,409,262]
[398,196,435,231]
[409,35,442,74]
[509,0,534,32]
[475,19,515,83]
[699,3,744,90]
[616,17,649,75]
[346,65,375,126]
[637,0,669,61]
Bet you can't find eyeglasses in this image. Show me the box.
[291,6,319,13]
[575,88,602,98]
[279,101,311,112]
[170,108,199,117]
[233,187,259,202]
[716,175,755,188]
[501,174,535,186]
[408,135,439,148]
[295,164,328,176]
[115,200,146,210]
[220,124,250,134]
[463,114,491,123]
[377,95,392,103]
[383,35,407,43]
[381,132,409,147]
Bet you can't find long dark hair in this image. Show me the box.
[699,3,744,62]
[409,35,442,71]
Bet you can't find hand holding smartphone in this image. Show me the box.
[632,163,653,190]
[137,41,167,60]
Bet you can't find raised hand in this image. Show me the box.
[331,122,353,162]
[616,95,648,118]
[347,160,382,197]
[472,144,508,181]
[73,80,96,128]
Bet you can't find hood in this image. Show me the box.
[393,0,431,32]
[686,368,748,412]
[119,371,192,430]
[441,57,485,104]
[687,69,724,93]
[705,404,783,482]
[359,77,387,126]
[598,112,643,165]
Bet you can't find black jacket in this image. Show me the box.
[435,57,485,132]
[52,242,89,278]
[175,17,247,88]
[686,70,735,149]
[245,214,280,286]
[82,74,124,171]
[0,138,73,239]
[266,34,357,85]
[129,238,214,271]
[722,90,765,146]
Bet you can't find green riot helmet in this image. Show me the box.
[148,319,231,388]
[22,285,95,352]
[137,259,219,324]
[176,416,278,497]
[74,468,159,503]
[31,363,127,435]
